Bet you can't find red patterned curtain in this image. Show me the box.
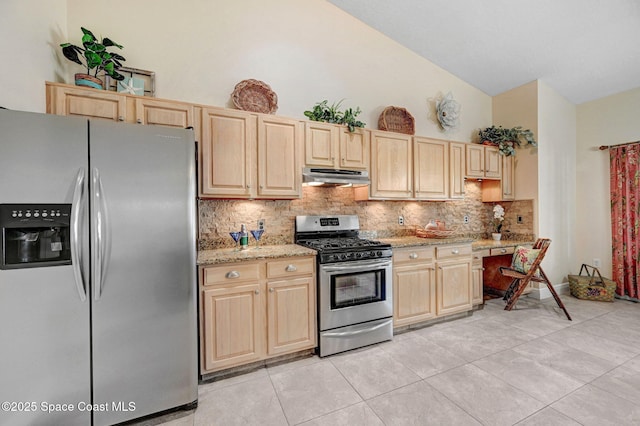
[610,143,640,299]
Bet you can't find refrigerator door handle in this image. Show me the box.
[92,168,110,301]
[71,168,87,302]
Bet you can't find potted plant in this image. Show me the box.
[60,27,126,89]
[478,125,537,156]
[303,100,365,132]
[491,204,505,240]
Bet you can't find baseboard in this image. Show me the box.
[528,282,570,300]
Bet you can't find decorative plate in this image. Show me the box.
[231,79,278,114]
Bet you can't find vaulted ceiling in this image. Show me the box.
[329,0,640,104]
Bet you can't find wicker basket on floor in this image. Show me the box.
[568,264,616,302]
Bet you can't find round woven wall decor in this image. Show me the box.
[231,79,278,114]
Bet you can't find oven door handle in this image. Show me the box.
[322,259,391,272]
[322,318,393,337]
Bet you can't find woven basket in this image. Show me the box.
[416,228,456,239]
[378,106,415,135]
[231,79,278,114]
[568,264,616,302]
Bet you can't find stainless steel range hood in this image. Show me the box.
[302,167,370,187]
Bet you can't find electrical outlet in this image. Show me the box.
[398,215,404,226]
[517,215,524,224]
[463,215,469,224]
[258,219,265,230]
[593,258,601,267]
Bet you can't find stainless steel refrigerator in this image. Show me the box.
[0,109,198,426]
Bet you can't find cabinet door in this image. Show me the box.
[258,116,302,198]
[304,121,338,167]
[414,137,449,200]
[471,251,485,305]
[370,131,413,199]
[449,142,465,199]
[501,154,515,200]
[484,146,502,178]
[267,277,316,355]
[49,84,126,121]
[134,98,194,127]
[200,108,255,197]
[340,127,369,170]
[436,258,472,316]
[202,283,265,372]
[465,144,485,178]
[393,263,436,327]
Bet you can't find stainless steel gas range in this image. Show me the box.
[295,215,393,357]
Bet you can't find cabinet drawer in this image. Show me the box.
[436,244,472,260]
[393,247,434,264]
[490,247,515,256]
[203,263,262,286]
[267,257,314,279]
[473,249,490,263]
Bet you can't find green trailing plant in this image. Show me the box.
[60,27,126,81]
[478,125,537,156]
[304,100,365,132]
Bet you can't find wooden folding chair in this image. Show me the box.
[499,238,572,320]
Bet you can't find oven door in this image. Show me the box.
[319,258,393,331]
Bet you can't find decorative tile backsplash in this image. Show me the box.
[198,181,534,249]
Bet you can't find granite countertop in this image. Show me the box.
[197,244,316,266]
[377,236,535,250]
[472,239,536,250]
[378,236,475,248]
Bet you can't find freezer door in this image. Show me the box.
[0,110,91,426]
[88,120,197,425]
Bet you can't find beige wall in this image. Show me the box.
[63,0,491,141]
[576,87,640,279]
[537,80,577,285]
[0,0,68,112]
[492,80,578,290]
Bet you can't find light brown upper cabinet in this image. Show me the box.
[46,82,200,140]
[200,107,302,199]
[257,116,303,199]
[414,137,449,200]
[47,82,127,122]
[201,107,255,198]
[367,130,413,199]
[357,133,465,201]
[449,142,466,199]
[481,154,515,202]
[304,121,369,170]
[465,144,501,179]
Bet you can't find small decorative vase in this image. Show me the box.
[74,73,104,90]
[492,233,502,241]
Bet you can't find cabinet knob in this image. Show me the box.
[285,264,297,272]
[136,118,142,124]
[118,116,124,122]
[269,288,274,293]
[501,249,507,253]
[409,253,418,259]
[452,249,459,254]
[225,270,240,279]
[254,289,260,295]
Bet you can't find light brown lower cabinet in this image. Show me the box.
[472,249,489,305]
[393,247,436,327]
[393,244,472,328]
[200,256,316,374]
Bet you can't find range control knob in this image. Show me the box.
[377,251,383,257]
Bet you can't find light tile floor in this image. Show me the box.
[151,295,640,425]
